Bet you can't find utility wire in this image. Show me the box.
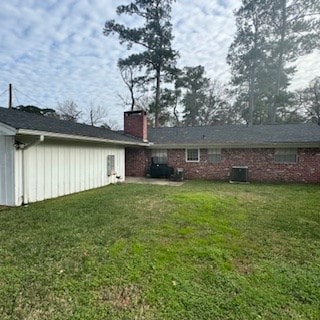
[13,89,20,107]
[0,88,8,97]
[15,87,47,108]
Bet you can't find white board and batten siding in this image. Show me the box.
[21,140,125,204]
[0,136,15,206]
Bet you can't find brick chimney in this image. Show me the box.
[124,110,148,141]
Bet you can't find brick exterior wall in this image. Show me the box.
[125,147,320,183]
[125,148,150,177]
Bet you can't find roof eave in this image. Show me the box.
[16,129,149,147]
[149,142,320,149]
[0,122,16,135]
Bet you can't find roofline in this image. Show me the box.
[16,129,149,146]
[149,142,320,149]
[0,122,16,135]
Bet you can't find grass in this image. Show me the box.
[0,181,319,319]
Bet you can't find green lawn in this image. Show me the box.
[0,181,319,319]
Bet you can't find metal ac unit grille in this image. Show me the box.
[230,166,248,183]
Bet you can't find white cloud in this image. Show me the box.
[290,50,320,90]
[172,0,238,82]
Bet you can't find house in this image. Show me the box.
[0,107,147,206]
[1,107,319,206]
[123,110,320,183]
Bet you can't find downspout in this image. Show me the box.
[21,146,25,205]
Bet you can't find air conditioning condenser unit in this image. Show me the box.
[230,166,249,183]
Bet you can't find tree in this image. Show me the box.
[199,81,236,125]
[227,0,273,126]
[161,87,182,127]
[118,65,146,111]
[228,0,320,124]
[268,0,320,123]
[85,102,109,126]
[101,119,120,130]
[147,89,173,127]
[103,0,179,127]
[177,66,210,126]
[168,66,236,126]
[15,105,58,117]
[56,100,82,122]
[297,76,320,124]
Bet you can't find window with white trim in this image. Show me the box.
[208,148,221,163]
[275,148,298,163]
[151,149,167,164]
[186,148,200,162]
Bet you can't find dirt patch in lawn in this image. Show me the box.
[100,285,151,316]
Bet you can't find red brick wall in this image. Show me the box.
[125,147,320,183]
[124,111,148,141]
[125,148,150,177]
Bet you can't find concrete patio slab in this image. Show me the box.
[124,177,184,186]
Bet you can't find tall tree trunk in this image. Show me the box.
[155,68,161,128]
[248,21,259,127]
[271,0,287,124]
[130,87,135,111]
[173,90,180,127]
[248,66,256,126]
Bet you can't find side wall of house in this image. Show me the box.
[126,147,320,183]
[21,139,125,204]
[0,136,15,206]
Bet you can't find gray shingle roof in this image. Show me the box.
[148,123,320,146]
[0,107,143,144]
[2,107,319,147]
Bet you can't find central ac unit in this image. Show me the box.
[230,166,249,183]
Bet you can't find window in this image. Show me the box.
[151,149,167,164]
[275,148,297,163]
[186,149,200,162]
[208,148,221,163]
[107,155,115,176]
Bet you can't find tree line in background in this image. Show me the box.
[104,0,320,127]
[13,100,118,129]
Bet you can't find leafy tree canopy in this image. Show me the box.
[14,105,57,117]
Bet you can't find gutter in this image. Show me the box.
[16,129,150,147]
[149,142,320,149]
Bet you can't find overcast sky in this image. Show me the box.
[1,0,319,128]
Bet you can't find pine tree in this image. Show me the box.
[228,0,320,124]
[178,66,210,126]
[268,0,320,123]
[103,0,179,127]
[227,0,272,125]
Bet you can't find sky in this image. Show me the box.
[1,0,319,128]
